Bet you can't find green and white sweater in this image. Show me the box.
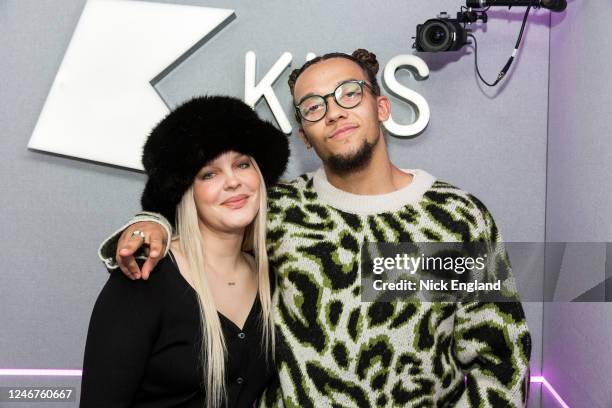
[259,168,530,408]
[99,168,531,408]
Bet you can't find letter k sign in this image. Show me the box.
[28,0,234,170]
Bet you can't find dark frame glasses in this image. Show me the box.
[294,79,375,122]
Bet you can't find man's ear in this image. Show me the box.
[376,95,391,122]
[299,127,312,149]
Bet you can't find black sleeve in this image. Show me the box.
[80,271,161,407]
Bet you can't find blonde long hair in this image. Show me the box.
[174,159,274,407]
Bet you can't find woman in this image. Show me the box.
[80,96,289,408]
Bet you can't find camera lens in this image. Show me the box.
[428,26,447,45]
[419,19,453,52]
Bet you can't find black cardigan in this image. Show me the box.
[80,255,274,407]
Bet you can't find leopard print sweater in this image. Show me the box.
[260,168,531,408]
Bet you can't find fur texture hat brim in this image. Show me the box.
[140,95,289,227]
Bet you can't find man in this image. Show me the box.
[99,49,531,407]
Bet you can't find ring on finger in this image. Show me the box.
[131,229,146,244]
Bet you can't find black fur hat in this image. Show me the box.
[140,95,289,227]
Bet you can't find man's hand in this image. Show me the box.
[116,221,168,280]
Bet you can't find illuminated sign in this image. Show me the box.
[29,0,430,170]
[28,0,235,170]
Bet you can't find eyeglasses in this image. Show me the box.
[294,80,375,123]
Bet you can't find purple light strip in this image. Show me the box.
[0,369,82,376]
[0,371,570,407]
[530,376,571,408]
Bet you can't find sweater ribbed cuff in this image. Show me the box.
[97,211,173,270]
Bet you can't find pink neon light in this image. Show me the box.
[0,371,571,407]
[0,369,82,376]
[531,376,571,408]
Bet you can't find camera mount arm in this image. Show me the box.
[466,0,567,12]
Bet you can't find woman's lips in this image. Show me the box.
[221,194,249,209]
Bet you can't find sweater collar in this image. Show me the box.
[310,167,436,215]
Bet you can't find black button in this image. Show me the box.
[236,377,244,385]
[238,332,246,339]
